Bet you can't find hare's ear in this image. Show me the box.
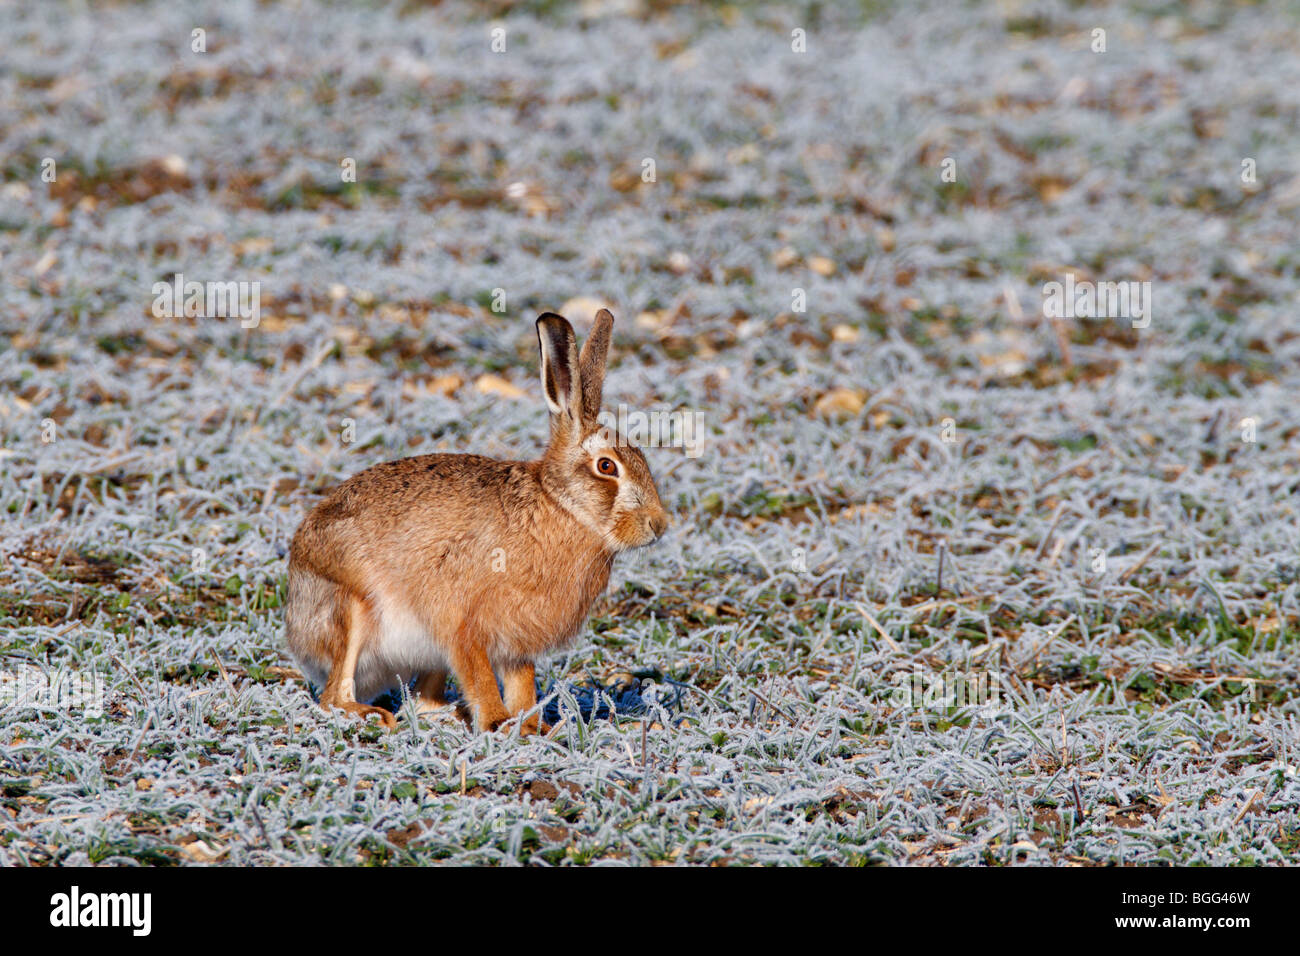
[536,313,582,424]
[578,308,613,423]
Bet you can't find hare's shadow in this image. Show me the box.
[312,675,685,725]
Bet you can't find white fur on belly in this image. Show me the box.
[354,595,446,702]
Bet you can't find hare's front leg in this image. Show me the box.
[503,661,550,735]
[449,640,510,732]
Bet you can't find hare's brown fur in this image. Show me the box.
[284,310,668,732]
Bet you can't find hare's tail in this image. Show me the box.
[285,564,345,693]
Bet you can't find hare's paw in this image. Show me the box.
[453,698,473,728]
[454,699,509,733]
[495,713,553,737]
[413,698,451,717]
[322,698,397,730]
[517,715,554,736]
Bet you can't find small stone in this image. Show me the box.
[475,374,526,399]
[813,387,865,418]
[772,246,800,269]
[158,154,188,177]
[428,374,463,397]
[808,256,836,277]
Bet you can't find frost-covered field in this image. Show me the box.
[2,0,1299,865]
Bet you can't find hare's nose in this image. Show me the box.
[649,511,669,538]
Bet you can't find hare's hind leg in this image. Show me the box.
[319,592,396,729]
[412,668,450,714]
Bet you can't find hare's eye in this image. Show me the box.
[596,457,619,477]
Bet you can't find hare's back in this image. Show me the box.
[319,453,529,517]
[293,452,530,560]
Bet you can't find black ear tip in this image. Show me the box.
[536,313,576,347]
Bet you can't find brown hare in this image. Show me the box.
[285,309,669,733]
